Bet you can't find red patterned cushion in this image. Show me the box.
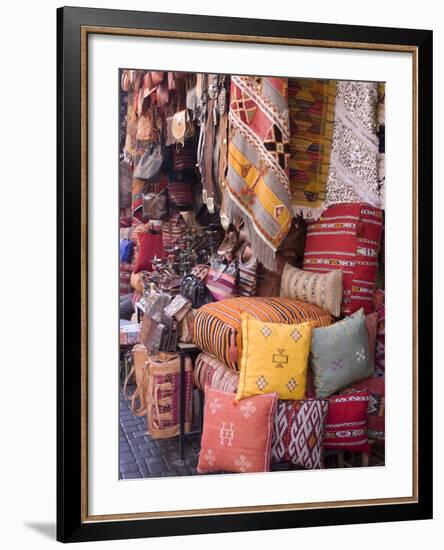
[323,390,370,452]
[272,399,329,469]
[133,231,166,273]
[303,203,383,315]
[350,377,385,440]
[197,387,278,474]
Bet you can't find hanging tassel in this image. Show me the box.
[228,328,239,365]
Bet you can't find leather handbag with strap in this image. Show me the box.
[145,352,193,439]
[180,274,213,309]
[206,259,239,302]
[123,344,150,417]
[133,141,164,181]
[142,187,169,221]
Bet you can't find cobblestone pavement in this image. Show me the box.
[119,383,201,479]
[120,380,385,479]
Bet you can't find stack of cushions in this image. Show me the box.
[196,304,378,473]
[303,203,383,315]
[193,297,332,371]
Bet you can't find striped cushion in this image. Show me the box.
[280,263,343,317]
[194,352,239,394]
[194,297,332,371]
[303,203,383,315]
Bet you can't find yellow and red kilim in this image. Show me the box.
[224,76,292,270]
[288,78,336,219]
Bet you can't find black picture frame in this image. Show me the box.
[57,6,433,543]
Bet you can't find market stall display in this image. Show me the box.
[119,70,386,477]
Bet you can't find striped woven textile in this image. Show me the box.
[194,352,239,394]
[224,76,292,271]
[193,297,332,371]
[289,78,336,219]
[303,203,383,315]
[161,213,188,251]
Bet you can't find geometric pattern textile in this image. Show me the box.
[236,316,312,401]
[303,203,383,315]
[193,297,332,371]
[271,399,329,469]
[323,390,370,452]
[224,76,292,270]
[349,377,385,440]
[325,81,382,208]
[197,387,278,474]
[289,78,336,219]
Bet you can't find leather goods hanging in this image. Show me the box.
[171,109,194,144]
[145,352,193,439]
[133,141,164,181]
[142,187,169,221]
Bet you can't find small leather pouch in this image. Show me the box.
[171,109,194,144]
[142,187,169,221]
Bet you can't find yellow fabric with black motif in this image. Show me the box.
[236,314,312,401]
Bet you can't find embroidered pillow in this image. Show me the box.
[236,315,312,401]
[280,263,343,317]
[310,308,375,398]
[323,390,370,452]
[193,297,332,371]
[272,399,329,469]
[197,387,278,474]
[303,203,383,315]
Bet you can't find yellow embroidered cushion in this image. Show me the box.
[236,315,312,401]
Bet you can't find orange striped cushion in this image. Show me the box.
[194,297,332,371]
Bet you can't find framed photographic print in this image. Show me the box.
[57,6,433,543]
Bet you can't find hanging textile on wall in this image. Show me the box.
[288,78,336,220]
[376,82,386,210]
[223,76,292,271]
[325,81,382,208]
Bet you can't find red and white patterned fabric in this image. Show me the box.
[323,390,370,452]
[303,203,383,315]
[272,399,329,469]
[349,377,385,440]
